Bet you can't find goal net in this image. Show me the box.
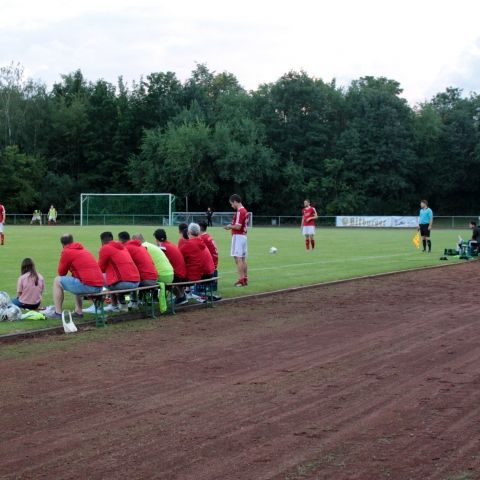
[80,193,175,226]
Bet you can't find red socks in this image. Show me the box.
[305,238,310,250]
[0,233,4,245]
[311,239,315,249]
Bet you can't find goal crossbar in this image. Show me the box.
[80,193,175,226]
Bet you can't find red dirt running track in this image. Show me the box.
[1,262,479,480]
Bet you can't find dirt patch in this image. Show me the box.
[0,262,479,480]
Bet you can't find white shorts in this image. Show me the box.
[231,235,248,257]
[48,216,56,221]
[0,223,3,233]
[302,226,315,236]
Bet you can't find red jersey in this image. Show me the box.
[180,237,215,281]
[161,240,187,279]
[58,242,104,287]
[201,233,219,269]
[302,206,317,227]
[124,239,158,281]
[98,241,140,285]
[178,237,188,249]
[0,204,5,223]
[231,206,248,235]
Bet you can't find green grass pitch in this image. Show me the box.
[0,225,468,335]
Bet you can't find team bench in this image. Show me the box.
[86,277,219,327]
[165,276,219,315]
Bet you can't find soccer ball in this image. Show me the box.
[0,291,11,308]
[269,246,278,254]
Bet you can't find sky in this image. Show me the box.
[1,0,480,104]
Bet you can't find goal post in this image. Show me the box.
[80,193,175,226]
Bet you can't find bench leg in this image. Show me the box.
[167,289,176,315]
[205,282,214,308]
[94,299,106,327]
[142,289,157,319]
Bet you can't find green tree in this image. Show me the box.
[253,70,345,212]
[425,88,480,213]
[130,121,216,206]
[336,77,417,213]
[0,145,45,211]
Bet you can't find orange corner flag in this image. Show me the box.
[412,231,421,249]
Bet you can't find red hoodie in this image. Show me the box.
[124,239,158,281]
[200,232,219,269]
[58,242,104,287]
[180,237,215,281]
[161,240,187,279]
[98,240,140,286]
[178,237,188,249]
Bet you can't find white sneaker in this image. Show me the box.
[127,301,138,310]
[187,292,202,300]
[104,304,120,313]
[41,305,56,315]
[82,304,97,314]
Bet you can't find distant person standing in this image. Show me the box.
[418,199,433,253]
[224,194,248,287]
[302,199,318,251]
[466,221,479,255]
[31,209,42,225]
[0,202,5,245]
[206,207,213,227]
[48,205,58,225]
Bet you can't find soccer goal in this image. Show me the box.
[80,193,175,226]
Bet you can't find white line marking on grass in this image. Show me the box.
[221,252,418,275]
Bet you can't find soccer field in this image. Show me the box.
[0,225,468,334]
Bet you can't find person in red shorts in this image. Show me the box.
[224,194,248,287]
[98,231,140,312]
[302,199,318,251]
[0,202,5,245]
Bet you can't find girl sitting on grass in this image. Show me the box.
[12,258,45,310]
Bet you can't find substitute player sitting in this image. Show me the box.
[302,199,318,251]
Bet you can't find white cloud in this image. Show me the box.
[1,0,480,103]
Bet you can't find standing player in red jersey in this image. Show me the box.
[0,202,5,245]
[302,199,318,251]
[224,194,248,287]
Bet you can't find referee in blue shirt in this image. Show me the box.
[418,199,433,252]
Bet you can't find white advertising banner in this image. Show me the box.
[336,216,418,228]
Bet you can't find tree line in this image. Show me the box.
[1,62,479,215]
